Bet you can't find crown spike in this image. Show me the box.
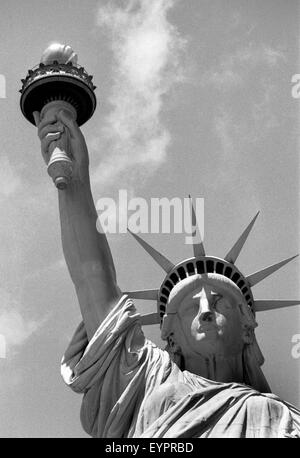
[140,313,160,326]
[128,229,175,273]
[124,289,159,300]
[188,195,205,257]
[246,254,298,287]
[254,300,300,312]
[225,211,260,264]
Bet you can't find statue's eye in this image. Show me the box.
[213,295,223,308]
[215,296,233,311]
[180,300,198,314]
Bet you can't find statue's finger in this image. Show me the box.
[57,110,79,139]
[37,114,58,137]
[39,124,64,141]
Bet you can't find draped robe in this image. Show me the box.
[61,295,300,438]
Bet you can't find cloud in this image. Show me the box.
[0,288,43,357]
[0,156,22,197]
[208,42,285,155]
[91,0,186,189]
[23,257,66,283]
[205,40,286,211]
[205,43,285,90]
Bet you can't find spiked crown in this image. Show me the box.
[125,199,299,327]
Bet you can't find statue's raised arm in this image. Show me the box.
[34,108,121,340]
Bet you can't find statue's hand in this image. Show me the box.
[33,110,90,185]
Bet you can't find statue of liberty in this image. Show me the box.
[31,45,300,438]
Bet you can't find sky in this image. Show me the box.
[0,0,299,438]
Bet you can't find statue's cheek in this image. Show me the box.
[214,313,227,329]
[190,318,202,337]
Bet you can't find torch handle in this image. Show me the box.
[41,100,77,190]
[47,125,73,190]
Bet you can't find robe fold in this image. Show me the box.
[61,295,300,438]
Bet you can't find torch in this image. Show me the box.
[19,43,97,189]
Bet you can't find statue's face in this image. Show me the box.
[173,283,245,358]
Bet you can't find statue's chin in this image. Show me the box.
[190,334,223,356]
[189,332,244,358]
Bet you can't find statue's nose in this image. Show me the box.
[200,311,213,322]
[198,296,213,322]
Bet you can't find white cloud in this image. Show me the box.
[209,69,242,88]
[0,288,43,356]
[92,0,186,188]
[205,44,284,90]
[0,156,22,197]
[209,43,285,158]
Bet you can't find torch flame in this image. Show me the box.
[40,43,78,65]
